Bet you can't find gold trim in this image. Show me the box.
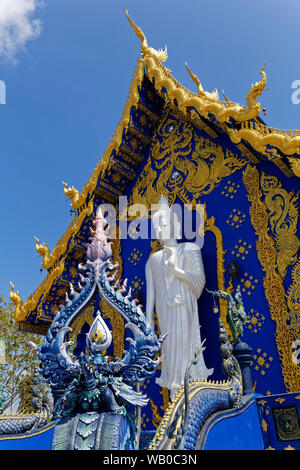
[288,157,300,177]
[261,418,268,433]
[63,59,144,211]
[126,12,300,160]
[12,199,95,321]
[149,378,234,450]
[242,164,300,392]
[236,143,260,164]
[100,297,125,360]
[204,214,231,338]
[128,108,247,209]
[33,198,95,271]
[69,303,95,351]
[126,12,267,124]
[259,171,300,279]
[228,123,300,163]
[12,257,66,322]
[9,282,23,321]
[287,257,300,315]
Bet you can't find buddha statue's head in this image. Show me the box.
[152,195,181,243]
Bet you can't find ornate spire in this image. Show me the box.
[246,63,267,111]
[126,10,168,63]
[9,282,23,321]
[86,207,112,262]
[185,62,219,101]
[34,237,50,269]
[62,181,80,209]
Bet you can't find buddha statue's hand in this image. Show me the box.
[163,246,177,273]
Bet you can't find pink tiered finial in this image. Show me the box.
[86,207,113,262]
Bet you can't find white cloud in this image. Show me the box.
[0,0,44,63]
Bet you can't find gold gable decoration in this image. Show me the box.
[129,108,247,208]
[228,123,300,158]
[242,164,300,392]
[286,259,300,336]
[259,172,300,279]
[128,125,235,338]
[126,11,267,124]
[126,11,300,169]
[288,157,300,177]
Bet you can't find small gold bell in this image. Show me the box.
[212,304,219,315]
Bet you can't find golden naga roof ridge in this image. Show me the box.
[126,12,300,164]
[60,12,299,215]
[228,121,300,157]
[126,11,267,124]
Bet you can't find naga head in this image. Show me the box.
[126,10,168,63]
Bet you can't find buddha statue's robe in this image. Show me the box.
[146,242,213,393]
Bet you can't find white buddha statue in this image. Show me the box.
[145,196,213,399]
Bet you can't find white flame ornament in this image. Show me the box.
[87,310,112,353]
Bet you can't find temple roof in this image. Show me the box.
[10,12,300,332]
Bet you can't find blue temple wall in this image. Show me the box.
[203,396,264,450]
[0,423,54,450]
[37,79,299,435]
[104,104,300,431]
[256,392,300,450]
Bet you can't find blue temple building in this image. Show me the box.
[2,12,300,451]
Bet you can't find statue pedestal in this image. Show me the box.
[233,342,253,395]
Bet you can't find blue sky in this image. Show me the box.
[0,0,300,303]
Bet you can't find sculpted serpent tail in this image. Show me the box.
[149,319,243,450]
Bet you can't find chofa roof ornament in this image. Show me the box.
[126,10,168,63]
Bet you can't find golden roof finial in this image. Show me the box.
[185,62,204,92]
[126,10,167,63]
[246,63,267,111]
[9,282,23,321]
[185,62,219,101]
[62,181,80,208]
[34,237,50,269]
[222,89,231,104]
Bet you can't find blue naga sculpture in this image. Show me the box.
[149,318,243,450]
[0,384,6,415]
[31,207,165,450]
[206,287,249,343]
[0,369,52,436]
